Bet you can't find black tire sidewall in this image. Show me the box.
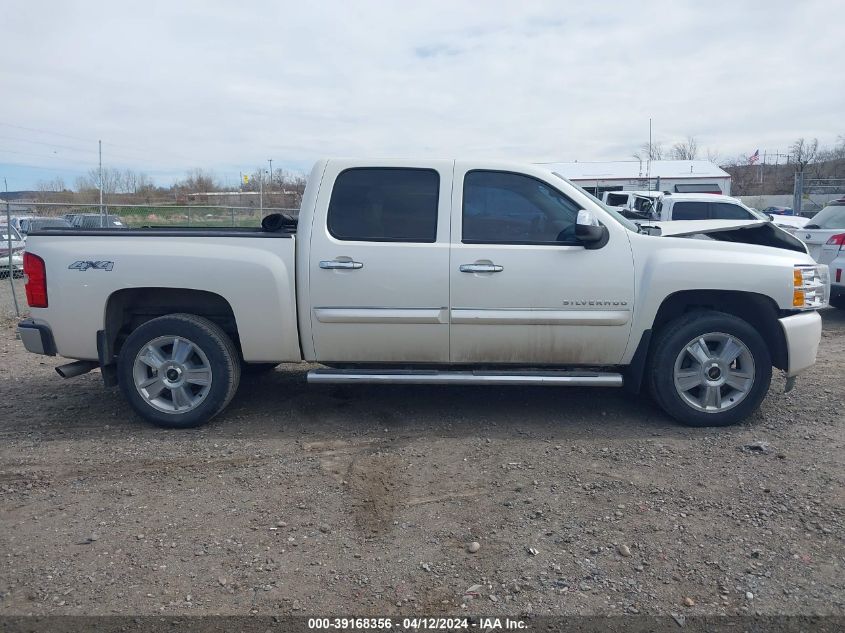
[649,312,772,427]
[118,316,236,428]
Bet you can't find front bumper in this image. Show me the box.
[18,319,56,356]
[779,311,822,377]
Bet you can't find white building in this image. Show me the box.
[544,160,731,198]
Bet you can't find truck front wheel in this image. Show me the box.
[648,311,772,427]
[117,314,241,428]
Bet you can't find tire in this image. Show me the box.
[830,295,845,310]
[117,313,241,428]
[647,310,772,427]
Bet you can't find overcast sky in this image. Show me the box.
[1,0,843,190]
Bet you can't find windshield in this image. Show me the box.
[743,205,769,221]
[807,205,845,229]
[1,225,23,241]
[551,173,640,232]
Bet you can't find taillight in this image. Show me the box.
[826,233,845,249]
[23,252,48,308]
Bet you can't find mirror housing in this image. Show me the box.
[575,210,609,249]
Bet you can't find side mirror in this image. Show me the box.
[765,213,774,221]
[575,210,609,249]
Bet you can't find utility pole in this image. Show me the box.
[4,177,20,316]
[259,171,264,218]
[98,140,104,227]
[647,118,652,189]
[268,159,273,184]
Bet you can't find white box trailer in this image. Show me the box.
[546,160,731,198]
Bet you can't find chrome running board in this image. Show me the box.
[307,369,623,387]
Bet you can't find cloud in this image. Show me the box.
[0,0,843,188]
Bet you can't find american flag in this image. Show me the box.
[749,149,760,165]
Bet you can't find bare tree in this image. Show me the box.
[74,175,96,193]
[706,147,721,164]
[121,169,137,194]
[37,177,66,192]
[816,135,845,162]
[34,177,68,202]
[75,168,121,194]
[789,138,818,172]
[632,141,664,162]
[136,172,154,194]
[177,168,220,193]
[670,136,699,160]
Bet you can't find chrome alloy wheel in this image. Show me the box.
[132,336,212,414]
[673,332,755,413]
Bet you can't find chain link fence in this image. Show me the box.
[2,201,300,322]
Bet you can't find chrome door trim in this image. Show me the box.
[450,308,631,326]
[313,307,449,324]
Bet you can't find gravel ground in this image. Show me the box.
[0,277,25,321]
[0,307,842,618]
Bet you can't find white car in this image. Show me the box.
[0,224,25,278]
[602,190,662,218]
[5,214,33,235]
[645,193,812,235]
[798,199,845,261]
[652,193,766,221]
[17,158,827,429]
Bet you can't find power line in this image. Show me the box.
[0,134,99,155]
[0,147,99,166]
[0,122,93,144]
[0,122,197,166]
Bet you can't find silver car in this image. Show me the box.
[0,224,25,278]
[800,199,845,261]
[819,231,845,309]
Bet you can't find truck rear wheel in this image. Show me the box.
[648,311,772,427]
[117,313,241,428]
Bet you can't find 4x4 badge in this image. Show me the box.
[68,260,114,271]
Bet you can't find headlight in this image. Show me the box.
[793,264,830,309]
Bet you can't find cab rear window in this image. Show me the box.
[327,168,439,242]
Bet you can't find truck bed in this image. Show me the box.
[23,228,301,363]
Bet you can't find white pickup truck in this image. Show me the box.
[17,159,829,429]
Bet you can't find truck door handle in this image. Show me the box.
[460,263,503,273]
[320,260,363,270]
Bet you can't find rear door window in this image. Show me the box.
[671,201,709,220]
[327,168,440,242]
[605,193,629,207]
[710,202,754,220]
